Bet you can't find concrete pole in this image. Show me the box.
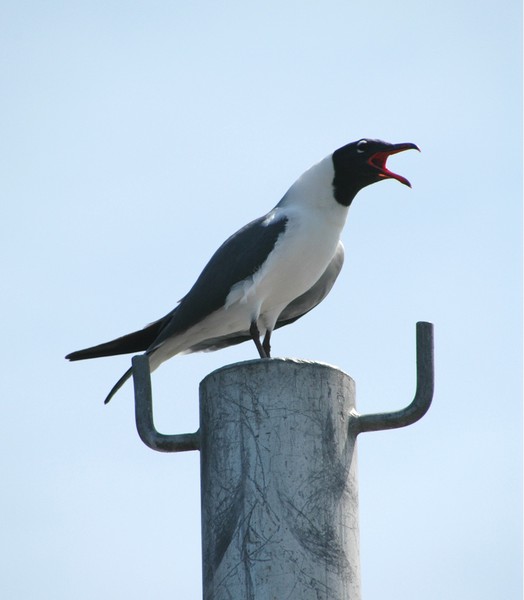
[199,359,360,600]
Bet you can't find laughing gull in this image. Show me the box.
[66,138,419,403]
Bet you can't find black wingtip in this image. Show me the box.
[65,347,109,361]
[64,318,168,363]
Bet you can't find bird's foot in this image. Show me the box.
[250,321,268,359]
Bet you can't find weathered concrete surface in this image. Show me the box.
[199,358,360,600]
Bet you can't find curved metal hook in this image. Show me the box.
[132,355,200,452]
[352,321,434,434]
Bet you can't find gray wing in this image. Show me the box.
[76,241,344,404]
[184,241,345,352]
[66,213,288,361]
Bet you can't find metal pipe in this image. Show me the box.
[199,359,361,600]
[131,355,199,452]
[352,321,434,434]
[130,322,435,598]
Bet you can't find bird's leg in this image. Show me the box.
[250,321,268,359]
[262,330,272,358]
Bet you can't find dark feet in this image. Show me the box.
[262,331,271,358]
[250,321,269,359]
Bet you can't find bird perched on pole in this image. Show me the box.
[66,138,419,403]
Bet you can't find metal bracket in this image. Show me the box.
[352,321,434,434]
[132,355,200,452]
[131,321,434,452]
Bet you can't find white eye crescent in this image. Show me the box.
[356,139,368,154]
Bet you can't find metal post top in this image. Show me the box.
[200,356,354,385]
[131,321,434,452]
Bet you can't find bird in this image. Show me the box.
[66,138,419,403]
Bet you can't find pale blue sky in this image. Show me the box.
[1,1,521,598]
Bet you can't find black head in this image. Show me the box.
[332,138,419,206]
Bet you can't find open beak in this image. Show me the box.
[367,142,420,187]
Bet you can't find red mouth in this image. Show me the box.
[367,143,419,187]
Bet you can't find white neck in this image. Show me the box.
[276,155,337,210]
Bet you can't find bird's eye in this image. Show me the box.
[356,140,368,154]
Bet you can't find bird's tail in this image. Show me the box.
[104,366,133,404]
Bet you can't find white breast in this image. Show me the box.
[226,155,349,331]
